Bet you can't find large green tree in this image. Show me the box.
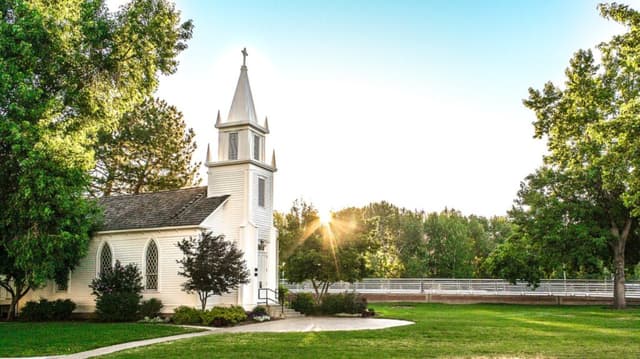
[423,209,475,278]
[511,3,640,308]
[282,203,370,303]
[92,97,200,196]
[0,0,192,319]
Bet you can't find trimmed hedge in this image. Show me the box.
[319,292,367,314]
[290,292,368,315]
[201,306,247,327]
[173,305,248,326]
[291,292,315,314]
[172,306,201,325]
[95,292,140,322]
[20,299,76,321]
[139,298,163,318]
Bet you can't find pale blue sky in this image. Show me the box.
[110,0,640,216]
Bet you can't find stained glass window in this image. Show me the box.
[99,243,112,276]
[146,240,159,290]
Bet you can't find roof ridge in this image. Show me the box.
[102,186,207,199]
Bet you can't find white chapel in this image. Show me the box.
[17,49,279,313]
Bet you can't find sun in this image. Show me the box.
[318,209,332,225]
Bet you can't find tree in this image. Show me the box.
[520,3,640,308]
[486,168,613,285]
[274,199,319,266]
[177,231,250,310]
[283,203,370,304]
[423,209,475,278]
[92,98,200,197]
[0,0,192,319]
[361,202,404,277]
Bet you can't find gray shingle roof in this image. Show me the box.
[97,187,229,231]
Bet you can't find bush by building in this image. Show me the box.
[89,261,143,322]
[139,298,163,319]
[19,299,76,321]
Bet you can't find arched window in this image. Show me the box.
[99,243,112,276]
[145,240,159,290]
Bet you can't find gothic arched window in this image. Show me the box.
[99,243,112,276]
[145,240,159,290]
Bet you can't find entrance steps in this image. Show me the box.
[267,306,304,318]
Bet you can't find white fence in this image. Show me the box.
[284,278,640,298]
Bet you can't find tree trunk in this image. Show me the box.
[611,219,631,309]
[199,292,207,311]
[613,244,626,309]
[6,283,30,321]
[8,296,19,321]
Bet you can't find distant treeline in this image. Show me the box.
[275,200,513,279]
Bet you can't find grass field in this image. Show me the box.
[0,322,201,357]
[104,303,640,359]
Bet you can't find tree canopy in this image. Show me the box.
[92,97,200,197]
[276,200,512,296]
[0,0,192,319]
[177,231,250,310]
[487,3,640,308]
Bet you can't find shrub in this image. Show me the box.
[95,292,141,322]
[319,292,367,315]
[291,292,315,314]
[252,305,268,316]
[202,306,248,326]
[172,306,202,325]
[139,298,163,318]
[52,299,76,320]
[20,299,76,321]
[89,260,143,322]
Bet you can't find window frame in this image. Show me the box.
[97,242,113,277]
[253,134,261,161]
[228,132,238,160]
[145,239,159,291]
[258,177,266,207]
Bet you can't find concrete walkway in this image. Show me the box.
[16,317,413,359]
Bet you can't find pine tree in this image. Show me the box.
[92,98,200,196]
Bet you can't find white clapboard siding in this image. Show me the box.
[21,227,241,314]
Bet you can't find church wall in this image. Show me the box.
[22,226,239,314]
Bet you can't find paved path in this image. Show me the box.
[15,317,413,359]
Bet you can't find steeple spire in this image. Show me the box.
[206,143,212,163]
[225,48,258,125]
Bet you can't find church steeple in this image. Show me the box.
[211,48,274,165]
[216,47,268,132]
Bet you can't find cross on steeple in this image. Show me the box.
[241,47,248,67]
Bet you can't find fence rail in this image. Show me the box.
[284,278,640,298]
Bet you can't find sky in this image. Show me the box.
[109,0,640,217]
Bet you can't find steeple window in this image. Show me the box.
[253,134,261,161]
[258,177,265,207]
[229,132,238,160]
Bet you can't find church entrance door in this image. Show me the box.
[257,250,268,289]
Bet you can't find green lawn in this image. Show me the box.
[105,303,640,359]
[0,322,201,357]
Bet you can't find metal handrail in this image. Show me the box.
[257,287,283,313]
[282,278,640,298]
